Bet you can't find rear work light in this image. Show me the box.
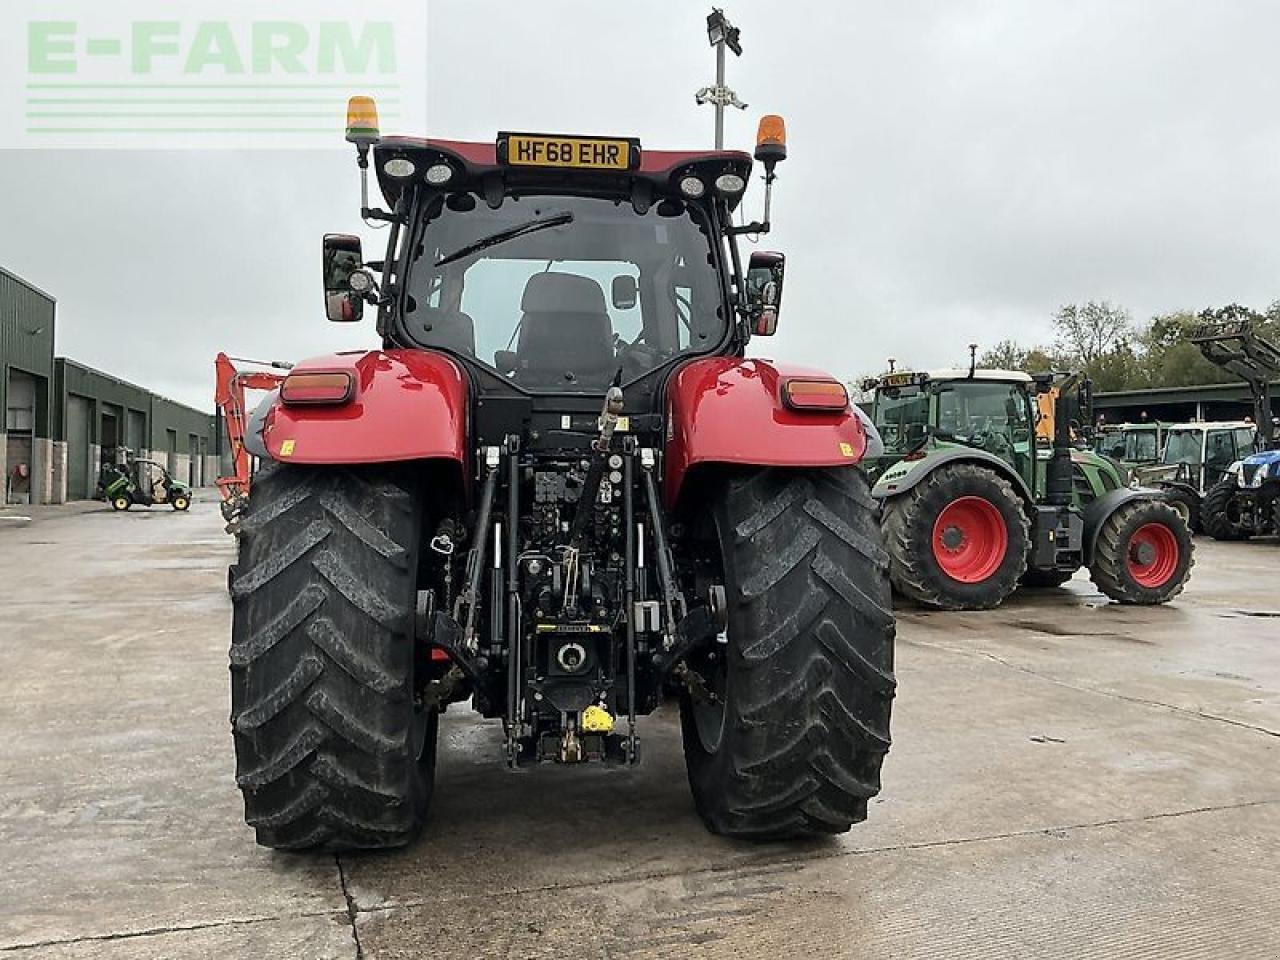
[783,378,849,412]
[280,371,355,405]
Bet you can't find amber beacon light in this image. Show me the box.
[755,115,787,165]
[345,96,381,144]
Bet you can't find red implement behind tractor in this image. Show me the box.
[225,99,896,851]
[214,353,289,523]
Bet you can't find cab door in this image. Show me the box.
[1204,429,1238,489]
[935,381,1037,489]
[1011,387,1038,492]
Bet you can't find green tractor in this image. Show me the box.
[863,367,1193,609]
[101,457,192,512]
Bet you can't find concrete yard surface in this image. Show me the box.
[1,501,1277,958]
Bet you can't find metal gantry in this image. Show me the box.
[695,8,748,149]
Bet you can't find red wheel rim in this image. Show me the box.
[1126,522,1179,588]
[932,496,1009,583]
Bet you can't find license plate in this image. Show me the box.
[882,373,917,388]
[500,133,639,171]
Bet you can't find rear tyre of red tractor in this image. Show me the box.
[679,467,895,839]
[1090,499,1193,604]
[882,464,1029,610]
[229,462,437,851]
[1201,478,1252,541]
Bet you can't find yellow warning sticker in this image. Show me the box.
[280,440,296,457]
[840,442,856,457]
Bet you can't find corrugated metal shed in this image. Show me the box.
[1,266,56,436]
[54,357,216,450]
[53,357,217,494]
[1094,380,1280,424]
[54,359,154,445]
[150,395,217,453]
[1095,381,1280,408]
[6,265,223,497]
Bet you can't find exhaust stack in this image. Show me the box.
[1045,374,1081,507]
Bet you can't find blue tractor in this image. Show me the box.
[1191,317,1280,540]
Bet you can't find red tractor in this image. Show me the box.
[228,99,895,851]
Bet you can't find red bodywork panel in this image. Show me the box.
[262,349,467,467]
[664,358,868,506]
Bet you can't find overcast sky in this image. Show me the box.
[2,0,1279,410]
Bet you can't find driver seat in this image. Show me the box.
[515,273,615,387]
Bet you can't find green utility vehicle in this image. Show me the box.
[864,368,1193,609]
[102,457,192,512]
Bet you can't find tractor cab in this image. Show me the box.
[1094,422,1165,472]
[865,369,1038,491]
[319,103,791,433]
[1138,422,1255,490]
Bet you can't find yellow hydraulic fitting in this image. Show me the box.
[581,705,615,734]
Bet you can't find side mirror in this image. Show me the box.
[745,251,785,336]
[323,234,365,323]
[612,275,638,310]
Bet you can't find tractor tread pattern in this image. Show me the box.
[1200,478,1253,541]
[229,462,431,851]
[682,468,895,840]
[882,463,1029,610]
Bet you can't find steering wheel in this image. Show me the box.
[614,334,661,378]
[981,431,1012,456]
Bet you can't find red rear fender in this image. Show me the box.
[263,349,467,467]
[664,357,867,505]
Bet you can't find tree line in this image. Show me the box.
[976,301,1280,392]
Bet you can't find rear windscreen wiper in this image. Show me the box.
[435,213,574,268]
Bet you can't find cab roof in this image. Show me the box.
[922,369,1033,383]
[373,137,755,210]
[1163,421,1255,431]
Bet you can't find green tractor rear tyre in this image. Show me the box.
[1090,500,1193,605]
[882,464,1029,610]
[1200,478,1252,541]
